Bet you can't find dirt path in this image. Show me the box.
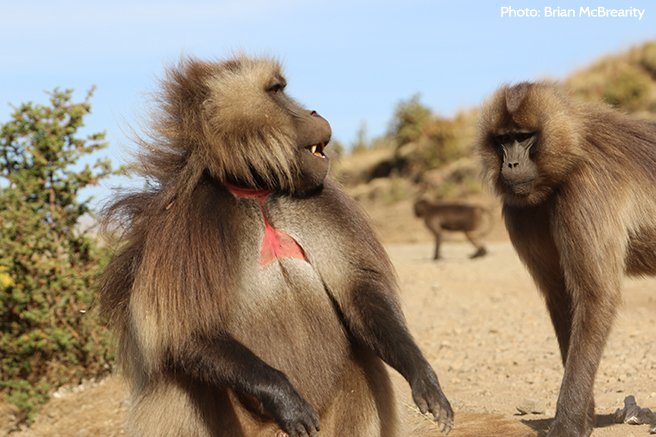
[3,241,655,436]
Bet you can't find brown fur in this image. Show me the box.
[99,54,453,436]
[477,81,656,437]
[411,413,538,437]
[413,199,492,259]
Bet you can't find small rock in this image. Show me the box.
[516,398,546,415]
[449,360,464,371]
[614,395,656,428]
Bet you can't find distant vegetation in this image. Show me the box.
[334,92,480,202]
[335,39,656,203]
[567,41,656,116]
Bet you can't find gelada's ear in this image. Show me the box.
[505,82,531,114]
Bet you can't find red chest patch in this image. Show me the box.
[224,182,307,267]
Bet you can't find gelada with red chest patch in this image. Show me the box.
[99,54,453,437]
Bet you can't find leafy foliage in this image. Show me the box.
[384,95,469,179]
[0,88,118,420]
[601,64,651,110]
[416,117,460,168]
[388,94,432,147]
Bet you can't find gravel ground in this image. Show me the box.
[390,241,656,437]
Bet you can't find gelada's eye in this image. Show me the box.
[516,133,533,142]
[268,84,282,94]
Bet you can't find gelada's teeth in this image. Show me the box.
[311,145,317,154]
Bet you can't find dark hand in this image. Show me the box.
[265,387,320,437]
[411,368,454,435]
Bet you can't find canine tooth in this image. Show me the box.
[311,145,317,154]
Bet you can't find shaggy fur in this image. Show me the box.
[99,54,453,437]
[477,81,656,437]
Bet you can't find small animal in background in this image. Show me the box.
[99,54,453,437]
[477,80,656,437]
[413,199,493,260]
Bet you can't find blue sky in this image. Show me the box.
[1,0,655,206]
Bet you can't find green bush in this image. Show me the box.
[602,66,651,110]
[388,94,432,147]
[419,117,461,168]
[0,88,119,421]
[631,42,656,79]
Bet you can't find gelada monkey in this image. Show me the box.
[100,54,453,436]
[413,199,493,260]
[478,81,656,437]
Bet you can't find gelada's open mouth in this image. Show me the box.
[305,142,327,158]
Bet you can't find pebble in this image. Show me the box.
[614,395,656,434]
[515,398,546,415]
